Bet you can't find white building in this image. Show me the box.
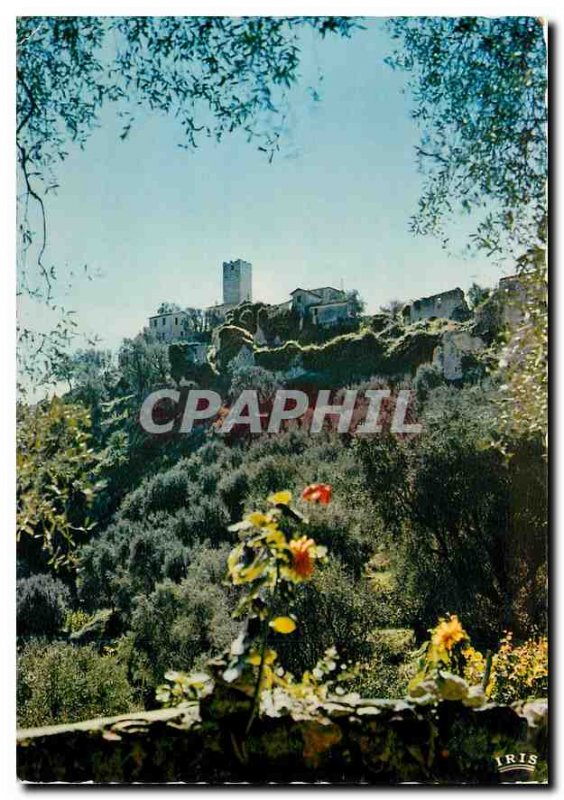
[147,310,190,342]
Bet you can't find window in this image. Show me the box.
[175,317,178,325]
[162,317,166,326]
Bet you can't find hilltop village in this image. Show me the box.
[143,258,522,384]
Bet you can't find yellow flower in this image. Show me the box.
[247,648,277,666]
[227,547,267,585]
[246,511,275,528]
[270,616,296,634]
[432,615,468,653]
[228,510,279,533]
[268,490,292,506]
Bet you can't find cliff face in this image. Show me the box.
[17,696,547,784]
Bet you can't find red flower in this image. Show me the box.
[301,483,332,504]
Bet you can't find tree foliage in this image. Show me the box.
[386,17,547,256]
[386,17,548,446]
[117,332,170,396]
[17,398,103,570]
[16,16,357,302]
[17,641,137,728]
[496,256,548,448]
[17,573,70,638]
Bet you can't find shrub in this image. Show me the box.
[277,561,381,676]
[229,363,282,403]
[17,574,70,639]
[413,362,445,404]
[128,574,237,697]
[17,641,137,728]
[464,633,548,704]
[217,469,251,519]
[351,628,415,698]
[215,325,255,371]
[385,326,442,375]
[255,340,303,372]
[358,383,547,646]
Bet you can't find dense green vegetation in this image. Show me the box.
[16,301,547,726]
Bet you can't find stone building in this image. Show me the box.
[203,259,253,327]
[147,310,190,342]
[290,286,353,327]
[402,287,470,324]
[223,259,252,305]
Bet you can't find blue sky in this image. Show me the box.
[19,18,511,354]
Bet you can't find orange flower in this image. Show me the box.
[289,536,317,578]
[432,615,468,653]
[302,483,332,504]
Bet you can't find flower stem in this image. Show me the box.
[245,564,279,736]
[245,617,269,735]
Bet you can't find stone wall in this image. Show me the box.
[433,330,486,380]
[17,696,547,784]
[403,288,470,324]
[223,259,252,305]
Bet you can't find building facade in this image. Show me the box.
[402,288,470,324]
[290,286,353,326]
[148,310,190,342]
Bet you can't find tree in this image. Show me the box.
[379,299,404,318]
[386,17,547,257]
[357,384,547,645]
[182,307,206,335]
[467,282,491,310]
[386,17,547,446]
[16,16,358,380]
[156,302,182,315]
[495,252,548,447]
[53,349,116,419]
[17,398,103,570]
[346,290,365,316]
[117,332,170,397]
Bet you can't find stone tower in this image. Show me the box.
[223,259,252,306]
